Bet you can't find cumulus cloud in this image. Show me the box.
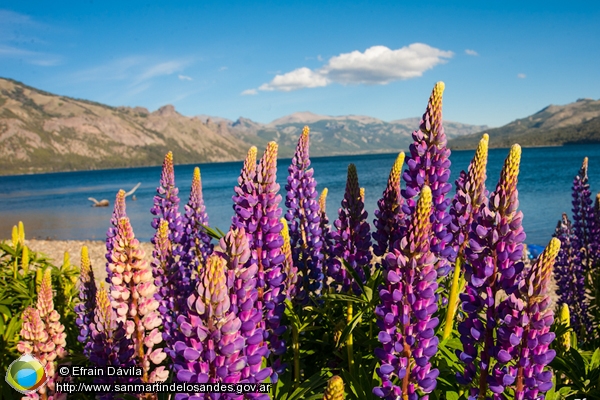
[246,43,453,93]
[178,74,193,81]
[241,89,258,95]
[465,49,478,56]
[517,73,526,79]
[258,67,329,92]
[219,66,228,71]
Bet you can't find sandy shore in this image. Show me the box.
[24,239,155,284]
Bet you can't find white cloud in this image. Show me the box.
[241,89,258,95]
[517,73,526,79]
[317,55,324,62]
[0,12,61,66]
[178,74,193,81]
[258,67,329,92]
[248,43,453,93]
[219,66,228,71]
[465,49,478,56]
[73,57,189,83]
[137,60,186,82]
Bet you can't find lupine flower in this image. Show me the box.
[318,188,333,290]
[173,254,247,400]
[183,166,214,266]
[107,215,167,382]
[323,376,345,400]
[571,157,598,267]
[374,186,440,400]
[218,227,271,389]
[106,190,126,259]
[151,151,184,244]
[87,284,137,397]
[232,146,258,238]
[75,246,97,349]
[373,152,405,257]
[328,164,372,294]
[401,82,454,276]
[253,142,287,379]
[553,213,588,334]
[458,144,526,397]
[280,218,298,300]
[231,143,286,381]
[513,238,560,400]
[18,268,68,400]
[443,134,489,339]
[285,126,324,301]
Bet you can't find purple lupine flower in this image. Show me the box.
[75,246,97,350]
[328,164,372,294]
[448,134,489,256]
[285,126,324,301]
[218,227,271,395]
[571,157,598,267]
[173,254,247,400]
[232,146,258,238]
[512,238,560,400]
[253,142,287,380]
[373,186,440,399]
[151,151,184,244]
[401,82,454,276]
[457,144,526,397]
[373,152,405,257]
[87,284,137,398]
[108,215,167,383]
[106,189,126,263]
[183,166,214,266]
[553,213,588,334]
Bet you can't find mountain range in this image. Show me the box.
[448,98,600,149]
[0,78,487,175]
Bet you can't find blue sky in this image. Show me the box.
[0,1,599,127]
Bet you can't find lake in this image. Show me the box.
[1,143,599,246]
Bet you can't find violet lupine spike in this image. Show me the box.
[218,227,271,390]
[173,254,247,400]
[232,146,258,238]
[75,246,97,349]
[401,81,454,276]
[106,189,127,260]
[449,133,489,256]
[87,284,137,396]
[373,186,440,400]
[457,144,526,397]
[254,142,287,380]
[373,152,406,257]
[280,218,298,300]
[552,213,588,334]
[151,151,184,245]
[184,166,214,266]
[108,216,167,383]
[571,157,598,268]
[285,126,324,300]
[328,164,372,294]
[512,238,560,400]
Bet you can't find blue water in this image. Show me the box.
[1,144,600,246]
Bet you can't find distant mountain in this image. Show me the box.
[0,77,486,175]
[448,98,600,149]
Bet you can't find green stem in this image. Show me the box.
[13,258,18,279]
[347,301,354,376]
[292,323,300,388]
[443,256,463,340]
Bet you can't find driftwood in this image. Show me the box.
[87,182,141,207]
[88,197,109,207]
